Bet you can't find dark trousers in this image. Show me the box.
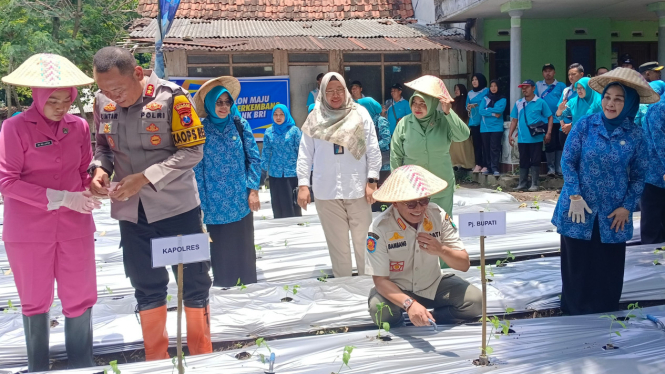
[545,123,562,152]
[481,131,503,174]
[518,142,543,169]
[372,170,392,212]
[470,125,484,167]
[119,202,211,309]
[269,176,302,219]
[560,220,626,315]
[208,213,257,287]
[559,131,569,150]
[640,183,665,244]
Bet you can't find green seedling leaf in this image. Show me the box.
[105,286,113,294]
[614,331,621,336]
[616,320,626,329]
[505,307,515,314]
[495,260,501,266]
[342,351,351,366]
[382,322,390,332]
[166,295,172,302]
[485,346,494,354]
[259,353,266,364]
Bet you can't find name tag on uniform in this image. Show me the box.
[35,141,53,148]
[334,144,344,155]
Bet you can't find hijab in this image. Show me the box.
[452,84,469,123]
[472,73,488,92]
[600,82,640,132]
[486,80,505,108]
[357,97,382,122]
[301,72,366,160]
[271,104,296,136]
[408,91,440,129]
[31,87,78,126]
[649,80,665,98]
[203,86,242,132]
[567,77,602,125]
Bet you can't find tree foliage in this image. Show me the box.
[0,0,140,108]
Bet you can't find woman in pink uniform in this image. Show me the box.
[0,53,101,371]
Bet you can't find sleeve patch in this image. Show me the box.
[171,95,205,148]
[367,237,377,253]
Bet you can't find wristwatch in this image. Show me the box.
[368,178,378,184]
[403,297,414,311]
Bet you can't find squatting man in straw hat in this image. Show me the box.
[365,165,482,327]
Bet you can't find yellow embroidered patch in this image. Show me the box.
[388,232,405,242]
[171,95,205,148]
[423,217,433,232]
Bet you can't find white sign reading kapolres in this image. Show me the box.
[458,211,507,237]
[151,233,211,268]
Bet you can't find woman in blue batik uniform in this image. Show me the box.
[466,73,489,173]
[261,104,302,218]
[552,68,656,315]
[193,76,262,287]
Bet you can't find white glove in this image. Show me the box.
[568,196,593,223]
[47,189,101,214]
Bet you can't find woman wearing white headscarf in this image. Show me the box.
[296,72,382,278]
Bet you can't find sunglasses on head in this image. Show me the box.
[401,197,430,209]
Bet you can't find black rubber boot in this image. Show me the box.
[545,152,556,176]
[516,168,529,190]
[65,308,95,369]
[22,312,50,372]
[529,166,540,191]
[555,151,563,176]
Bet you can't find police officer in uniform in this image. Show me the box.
[88,47,212,360]
[366,165,482,327]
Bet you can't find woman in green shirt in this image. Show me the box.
[390,75,471,215]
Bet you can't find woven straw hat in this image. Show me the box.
[589,67,660,104]
[373,165,448,202]
[404,75,454,104]
[2,53,93,88]
[193,76,241,114]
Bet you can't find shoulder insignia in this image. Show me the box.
[368,232,380,240]
[150,135,161,146]
[145,84,155,97]
[397,218,406,230]
[446,214,457,229]
[146,123,159,132]
[171,95,205,148]
[102,123,112,134]
[388,232,404,242]
[423,217,433,232]
[366,237,377,254]
[146,102,163,111]
[104,102,116,112]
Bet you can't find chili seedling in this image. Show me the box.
[236,278,247,291]
[3,300,18,314]
[284,239,288,246]
[252,337,272,363]
[317,270,329,282]
[599,314,627,349]
[495,186,503,192]
[495,251,515,267]
[374,302,393,338]
[282,285,300,301]
[335,345,355,374]
[171,352,187,374]
[103,360,121,374]
[481,307,515,356]
[627,302,645,321]
[166,295,172,302]
[531,200,540,211]
[105,286,113,295]
[255,244,263,258]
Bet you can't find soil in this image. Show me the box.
[281,297,293,302]
[602,344,619,350]
[460,180,560,203]
[378,335,392,341]
[235,352,252,360]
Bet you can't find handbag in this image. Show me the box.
[522,101,547,137]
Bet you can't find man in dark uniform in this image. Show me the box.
[88,47,212,360]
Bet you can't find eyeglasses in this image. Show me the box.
[411,101,427,109]
[402,197,430,209]
[325,88,346,97]
[216,100,233,108]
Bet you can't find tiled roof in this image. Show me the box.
[137,0,413,21]
[130,18,461,39]
[132,36,448,51]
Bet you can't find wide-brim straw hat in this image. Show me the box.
[2,53,93,88]
[373,165,448,202]
[404,75,454,104]
[193,76,241,114]
[589,67,660,104]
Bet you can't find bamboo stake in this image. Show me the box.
[176,263,184,374]
[479,235,489,365]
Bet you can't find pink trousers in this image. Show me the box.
[5,235,97,318]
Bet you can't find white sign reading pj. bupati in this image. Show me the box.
[151,233,211,268]
[458,212,507,237]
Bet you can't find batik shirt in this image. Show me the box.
[643,100,665,189]
[552,113,647,243]
[194,117,261,225]
[373,114,392,171]
[261,125,302,178]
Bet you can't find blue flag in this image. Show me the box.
[155,0,181,78]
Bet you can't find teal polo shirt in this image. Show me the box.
[510,95,553,144]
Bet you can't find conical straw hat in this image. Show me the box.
[404,75,454,104]
[193,76,241,115]
[373,165,448,202]
[589,67,660,104]
[2,53,93,88]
